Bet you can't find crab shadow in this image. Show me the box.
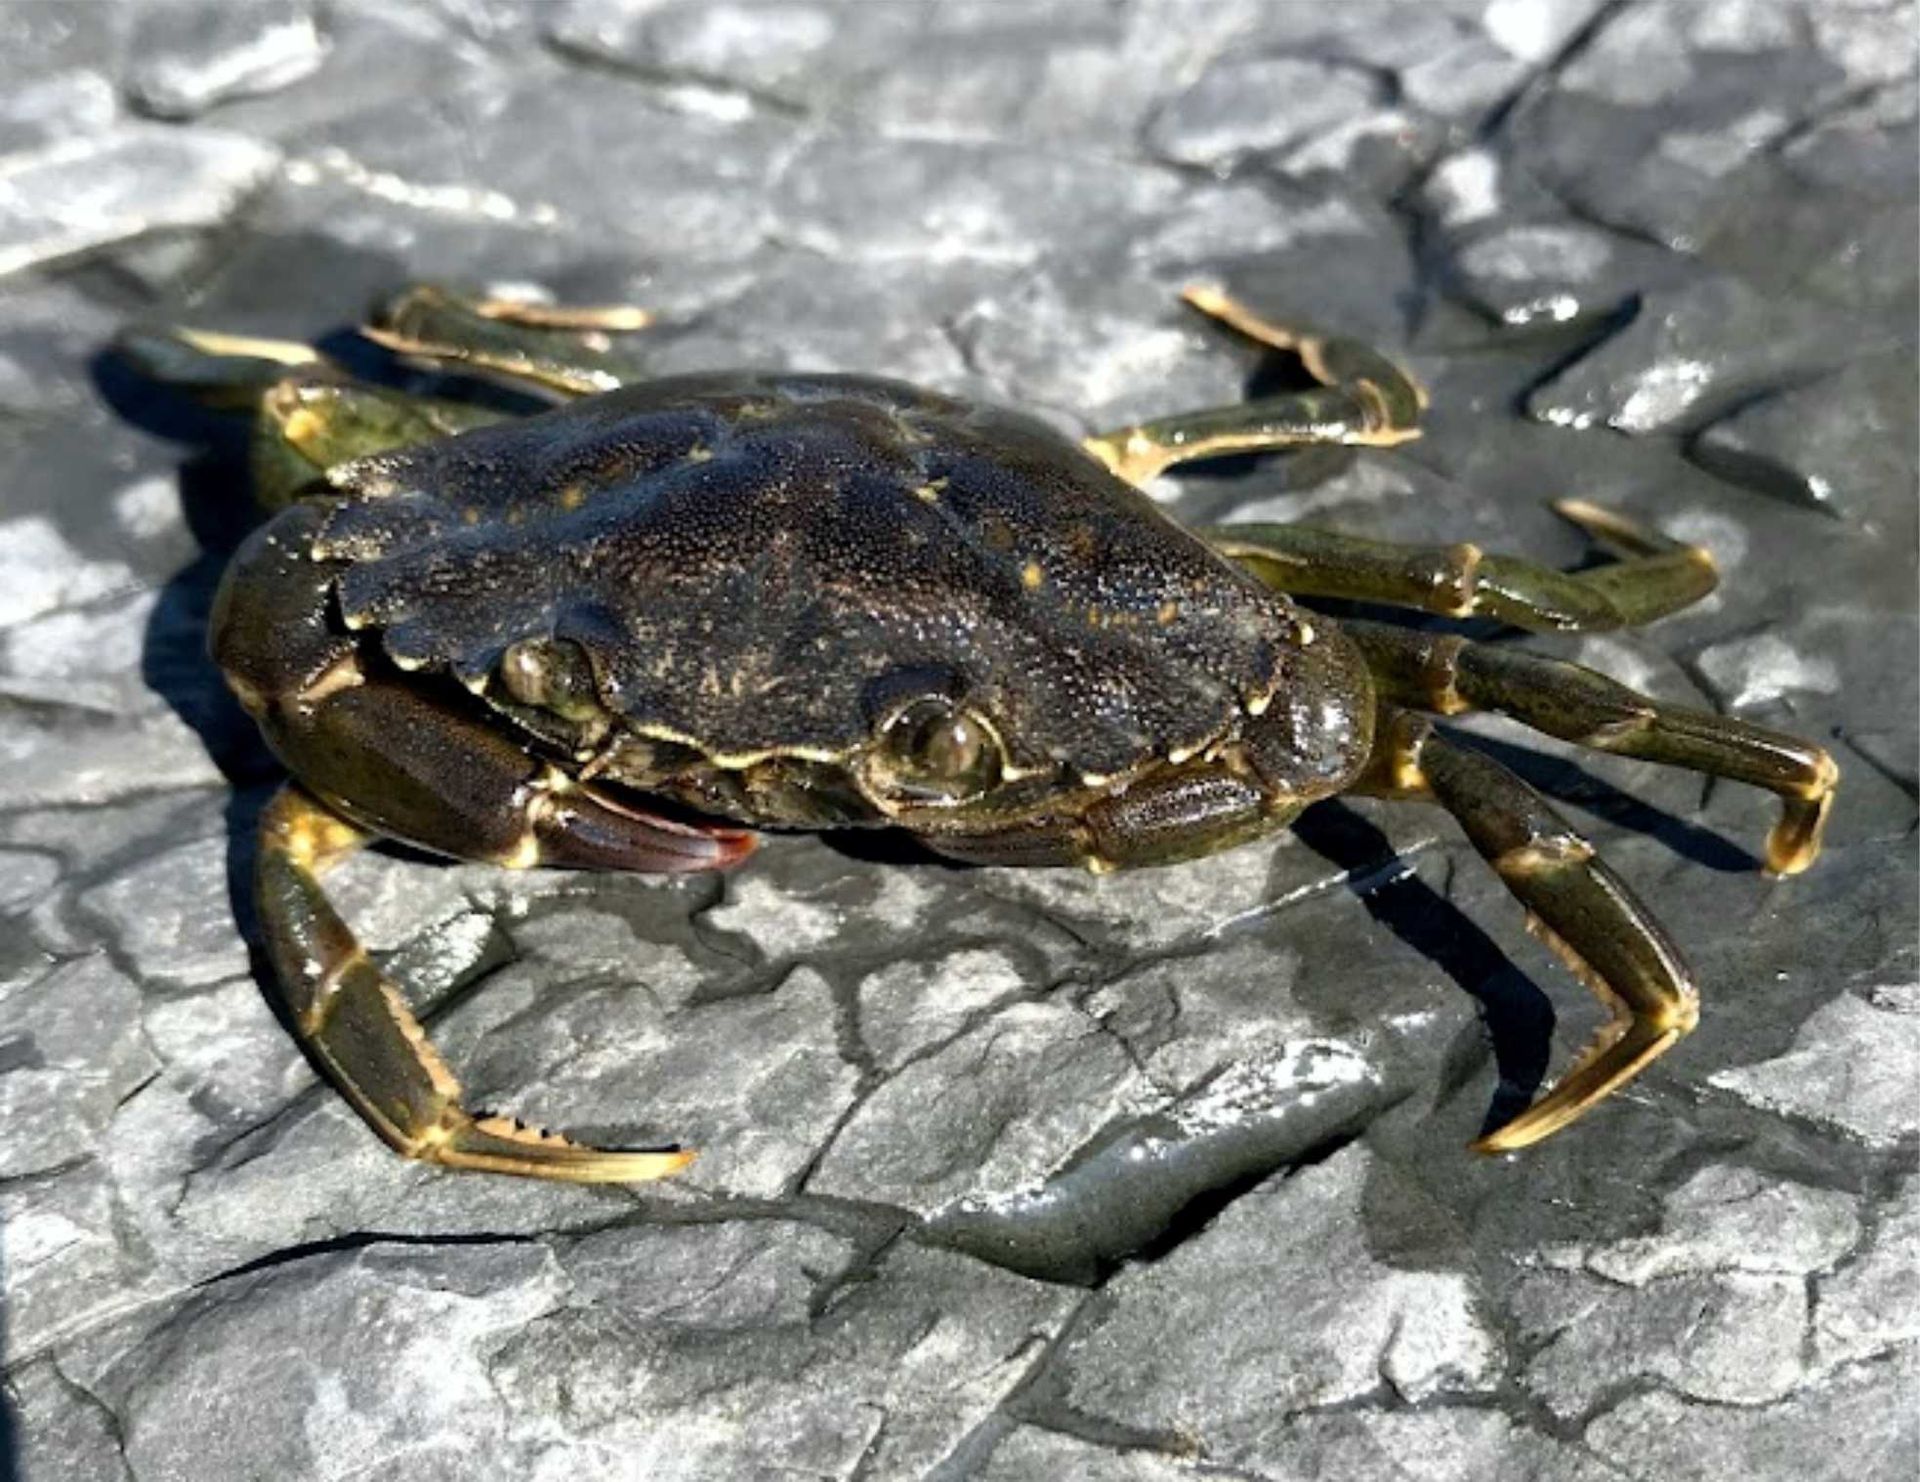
[94,346,279,968]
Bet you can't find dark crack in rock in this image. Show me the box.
[1584,1355,1919,1482]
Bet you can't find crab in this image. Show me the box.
[125,284,1836,1183]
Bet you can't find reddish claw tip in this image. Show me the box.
[538,783,759,873]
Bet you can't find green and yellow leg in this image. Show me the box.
[1358,706,1699,1152]
[1344,620,1836,874]
[257,786,703,1182]
[1083,286,1427,485]
[222,504,755,1180]
[1210,500,1719,632]
[116,324,507,508]
[361,283,658,397]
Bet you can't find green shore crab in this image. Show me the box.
[126,285,1836,1182]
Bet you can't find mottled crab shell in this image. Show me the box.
[316,373,1308,781]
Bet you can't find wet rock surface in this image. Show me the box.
[1,2,1914,1478]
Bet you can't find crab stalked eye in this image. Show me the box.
[499,637,600,719]
[875,698,1004,803]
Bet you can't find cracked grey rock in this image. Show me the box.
[639,252,989,385]
[2,591,161,715]
[1058,1146,1503,1463]
[125,0,327,121]
[1523,1269,1810,1414]
[1541,1164,1861,1286]
[1584,1353,1919,1482]
[463,960,860,1200]
[1526,277,1881,433]
[1187,1409,1623,1482]
[965,834,1328,957]
[843,10,1167,148]
[0,282,132,417]
[813,999,1150,1216]
[0,518,137,630]
[952,258,1245,432]
[1784,74,1919,193]
[0,124,279,279]
[775,133,1183,268]
[0,848,59,915]
[0,70,118,156]
[975,1426,1197,1481]
[1691,354,1919,532]
[928,1036,1388,1286]
[137,977,312,1133]
[0,706,226,810]
[1812,1176,1920,1374]
[856,947,1029,1073]
[1200,0,1603,129]
[77,832,250,990]
[1693,631,1844,709]
[1514,0,1862,250]
[1145,55,1385,169]
[7,1357,132,1482]
[1444,218,1696,325]
[487,1230,1077,1480]
[0,955,158,1181]
[307,64,798,262]
[1708,990,1920,1147]
[83,1243,569,1481]
[1508,1163,1894,1426]
[2,1161,157,1365]
[549,0,920,112]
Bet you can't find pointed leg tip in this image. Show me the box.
[1766,783,1835,877]
[1468,1120,1545,1156]
[1180,282,1229,312]
[585,1146,698,1184]
[1549,498,1628,537]
[446,1114,700,1183]
[1764,837,1821,877]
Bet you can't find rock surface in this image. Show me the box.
[1,2,1914,1479]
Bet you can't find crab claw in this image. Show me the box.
[527,776,758,873]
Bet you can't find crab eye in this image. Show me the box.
[876,698,1004,802]
[499,638,599,718]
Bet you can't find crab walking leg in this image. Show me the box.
[1210,501,1719,632]
[113,325,327,407]
[1083,287,1426,484]
[255,786,699,1181]
[114,325,512,510]
[1344,620,1837,874]
[360,283,656,397]
[1357,707,1700,1151]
